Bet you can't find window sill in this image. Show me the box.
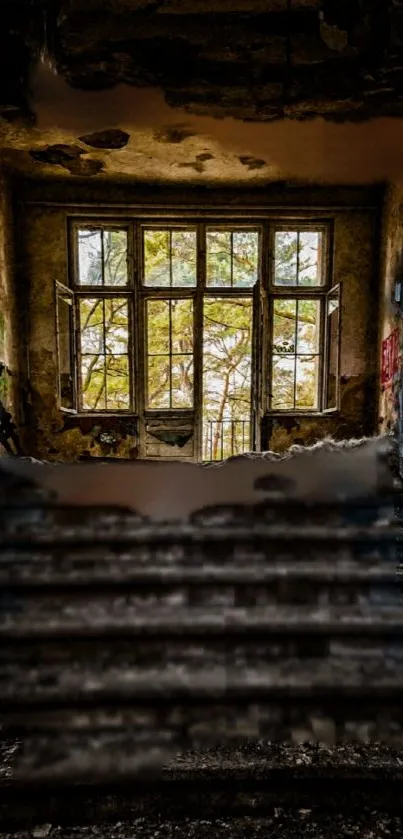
[267,409,340,419]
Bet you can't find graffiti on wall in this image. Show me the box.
[380,326,402,433]
[381,328,400,386]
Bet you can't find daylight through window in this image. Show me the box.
[57,219,338,461]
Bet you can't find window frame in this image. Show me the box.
[69,220,135,414]
[61,215,337,428]
[267,219,334,416]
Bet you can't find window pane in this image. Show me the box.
[172,356,194,408]
[274,231,298,286]
[206,230,259,288]
[203,298,252,460]
[144,230,170,286]
[79,297,130,411]
[78,230,102,285]
[103,298,129,354]
[274,229,325,287]
[144,229,196,287]
[79,298,105,353]
[146,298,194,409]
[56,290,74,410]
[233,232,259,287]
[295,356,319,409]
[271,297,321,410]
[147,300,170,354]
[171,231,197,287]
[171,298,193,354]
[103,230,128,286]
[271,355,295,410]
[298,231,323,286]
[81,354,106,410]
[296,299,320,354]
[147,355,170,409]
[206,231,231,286]
[273,299,296,353]
[106,355,130,410]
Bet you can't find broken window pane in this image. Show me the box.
[203,297,252,460]
[206,229,259,287]
[143,229,197,287]
[79,297,130,411]
[146,298,194,409]
[274,229,324,287]
[77,228,128,286]
[271,297,320,409]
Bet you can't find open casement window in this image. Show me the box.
[323,283,341,412]
[268,222,333,413]
[55,281,76,412]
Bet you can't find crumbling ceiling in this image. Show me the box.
[1,0,403,185]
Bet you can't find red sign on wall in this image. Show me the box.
[381,327,400,386]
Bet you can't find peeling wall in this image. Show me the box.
[378,182,403,447]
[0,170,19,431]
[15,181,381,461]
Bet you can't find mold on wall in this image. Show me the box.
[0,170,19,434]
[16,182,381,461]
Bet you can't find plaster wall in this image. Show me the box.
[16,182,381,460]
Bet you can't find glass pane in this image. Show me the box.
[144,230,170,286]
[171,299,193,354]
[203,298,252,460]
[147,300,170,355]
[273,299,296,354]
[106,355,130,410]
[295,356,319,409]
[103,230,128,286]
[104,298,129,354]
[147,355,170,409]
[78,230,102,285]
[206,231,231,287]
[171,355,193,408]
[171,231,197,287]
[296,299,320,354]
[57,292,74,410]
[232,232,259,287]
[81,354,106,410]
[271,355,295,410]
[274,231,298,286]
[79,298,105,354]
[298,231,323,286]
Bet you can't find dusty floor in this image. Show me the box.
[1,813,403,839]
[2,743,403,838]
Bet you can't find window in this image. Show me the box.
[57,218,339,461]
[269,224,336,413]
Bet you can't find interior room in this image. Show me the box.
[0,0,402,468]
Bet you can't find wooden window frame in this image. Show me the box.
[60,216,339,441]
[267,220,335,416]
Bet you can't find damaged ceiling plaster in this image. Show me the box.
[1,1,403,185]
